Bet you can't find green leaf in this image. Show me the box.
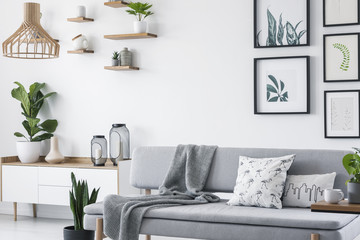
[11,82,31,116]
[29,82,45,100]
[267,91,270,100]
[268,75,279,90]
[14,132,26,138]
[280,80,285,92]
[294,20,303,30]
[277,13,284,45]
[30,91,44,118]
[22,121,31,137]
[256,30,261,47]
[286,22,299,45]
[31,133,53,142]
[268,96,278,102]
[298,30,306,40]
[40,120,58,133]
[283,91,288,99]
[26,117,40,128]
[33,92,56,106]
[266,9,277,46]
[267,84,277,93]
[343,154,357,175]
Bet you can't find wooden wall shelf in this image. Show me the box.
[104,33,157,40]
[67,17,94,23]
[67,50,94,54]
[104,66,140,71]
[104,1,129,8]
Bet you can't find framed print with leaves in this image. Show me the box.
[324,0,360,27]
[254,0,310,48]
[324,33,360,82]
[254,56,310,114]
[324,90,360,138]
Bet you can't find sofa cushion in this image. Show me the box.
[143,201,358,230]
[84,202,103,215]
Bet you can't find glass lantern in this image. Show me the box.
[91,135,107,166]
[109,124,130,166]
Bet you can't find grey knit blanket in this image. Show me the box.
[103,144,219,240]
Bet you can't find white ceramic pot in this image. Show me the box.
[72,34,89,50]
[134,21,147,33]
[16,141,41,163]
[45,136,65,164]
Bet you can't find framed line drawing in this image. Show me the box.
[324,90,360,138]
[254,56,310,114]
[324,0,360,27]
[324,33,360,82]
[254,0,310,48]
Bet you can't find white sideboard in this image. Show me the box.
[0,156,139,220]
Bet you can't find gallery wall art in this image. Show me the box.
[324,0,360,27]
[254,0,310,48]
[324,33,360,82]
[324,90,360,138]
[254,56,310,114]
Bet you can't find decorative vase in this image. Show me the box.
[134,21,147,33]
[112,59,120,66]
[77,6,86,18]
[348,182,360,203]
[120,48,132,66]
[45,136,65,164]
[16,141,41,163]
[109,124,130,166]
[72,34,89,51]
[63,226,94,240]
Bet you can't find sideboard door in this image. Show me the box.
[2,166,38,203]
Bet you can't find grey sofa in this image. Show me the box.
[84,146,360,240]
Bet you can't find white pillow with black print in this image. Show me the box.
[282,173,336,208]
[227,154,295,209]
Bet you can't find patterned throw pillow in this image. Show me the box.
[227,154,295,209]
[282,173,336,207]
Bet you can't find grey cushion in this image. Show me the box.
[84,214,103,231]
[143,201,356,230]
[84,202,103,215]
[130,147,351,194]
[139,216,360,240]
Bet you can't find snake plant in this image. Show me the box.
[11,82,58,142]
[70,172,100,230]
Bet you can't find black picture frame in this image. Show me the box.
[254,56,310,114]
[323,33,360,83]
[324,90,360,138]
[254,0,310,48]
[323,0,360,27]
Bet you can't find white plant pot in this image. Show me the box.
[134,21,147,33]
[16,141,41,163]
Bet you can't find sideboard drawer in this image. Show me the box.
[38,167,74,187]
[38,186,71,206]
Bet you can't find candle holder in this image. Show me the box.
[109,124,130,166]
[91,135,107,166]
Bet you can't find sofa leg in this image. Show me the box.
[145,189,151,240]
[311,233,320,240]
[13,202,17,221]
[96,218,104,240]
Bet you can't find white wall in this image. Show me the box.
[0,0,359,225]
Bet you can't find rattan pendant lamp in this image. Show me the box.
[2,2,60,59]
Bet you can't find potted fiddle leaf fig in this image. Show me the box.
[11,82,58,163]
[126,2,154,33]
[64,172,100,240]
[343,147,360,203]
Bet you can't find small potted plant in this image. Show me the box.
[64,172,100,240]
[343,147,360,203]
[112,51,120,66]
[126,2,154,33]
[11,82,58,163]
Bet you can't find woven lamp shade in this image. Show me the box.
[2,2,60,59]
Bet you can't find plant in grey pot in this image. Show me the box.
[343,147,360,203]
[11,82,58,163]
[112,51,120,66]
[126,2,154,33]
[64,172,100,240]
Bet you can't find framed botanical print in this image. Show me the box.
[254,0,310,48]
[254,56,310,114]
[324,33,360,82]
[324,90,360,138]
[324,0,360,27]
